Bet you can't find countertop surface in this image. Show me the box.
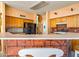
[0,32,79,40]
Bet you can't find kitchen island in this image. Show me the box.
[3,40,69,57]
[0,32,79,39]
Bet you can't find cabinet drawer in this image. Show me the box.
[33,40,44,47]
[45,40,51,46]
[51,40,67,46]
[17,40,26,46]
[6,47,24,56]
[5,40,17,46]
[25,40,33,47]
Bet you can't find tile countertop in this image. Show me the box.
[0,32,79,39]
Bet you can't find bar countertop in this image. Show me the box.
[0,32,79,40]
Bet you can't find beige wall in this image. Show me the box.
[5,5,37,21]
[48,3,79,19]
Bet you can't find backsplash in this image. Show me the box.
[51,27,79,33]
[4,40,69,57]
[7,28,23,33]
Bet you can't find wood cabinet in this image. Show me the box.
[55,18,60,23]
[0,16,1,32]
[71,40,79,51]
[50,17,67,28]
[5,16,23,28]
[59,17,66,23]
[50,19,56,27]
[50,15,79,29]
[5,16,33,28]
[56,17,66,24]
[76,15,79,27]
[66,15,77,27]
[4,40,68,57]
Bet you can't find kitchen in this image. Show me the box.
[0,1,79,57]
[3,2,79,36]
[0,1,78,38]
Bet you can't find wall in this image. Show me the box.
[5,16,33,28]
[4,40,68,57]
[48,3,79,19]
[5,5,37,22]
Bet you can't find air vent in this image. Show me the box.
[31,1,48,10]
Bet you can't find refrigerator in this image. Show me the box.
[23,22,36,34]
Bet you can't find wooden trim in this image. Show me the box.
[49,14,79,20]
[5,15,34,21]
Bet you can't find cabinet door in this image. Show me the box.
[50,19,56,27]
[56,17,66,24]
[71,40,79,50]
[60,17,66,22]
[66,16,77,27]
[50,17,66,28]
[77,15,79,27]
[56,18,60,23]
[33,40,44,47]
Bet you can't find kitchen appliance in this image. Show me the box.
[56,23,67,32]
[23,22,36,34]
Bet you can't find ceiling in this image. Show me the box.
[4,1,79,15]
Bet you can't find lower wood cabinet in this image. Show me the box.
[4,40,69,57]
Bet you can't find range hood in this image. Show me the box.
[56,22,67,25]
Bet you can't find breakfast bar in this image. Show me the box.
[0,32,79,39]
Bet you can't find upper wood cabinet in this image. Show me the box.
[5,16,33,28]
[55,18,60,23]
[76,15,79,27]
[50,19,56,27]
[56,17,66,23]
[49,15,79,28]
[60,17,66,22]
[50,17,66,28]
[66,15,77,27]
